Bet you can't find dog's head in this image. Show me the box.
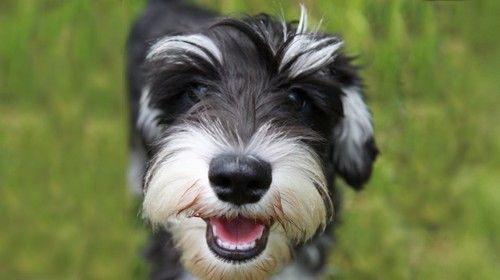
[138,7,378,279]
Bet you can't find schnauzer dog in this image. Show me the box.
[126,0,378,279]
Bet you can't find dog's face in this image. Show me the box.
[138,8,377,279]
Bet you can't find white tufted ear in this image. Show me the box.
[333,86,378,189]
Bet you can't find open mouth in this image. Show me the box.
[206,216,270,262]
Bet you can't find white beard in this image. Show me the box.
[142,122,331,279]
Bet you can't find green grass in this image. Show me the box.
[1,0,499,279]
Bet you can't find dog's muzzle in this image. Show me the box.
[206,154,272,262]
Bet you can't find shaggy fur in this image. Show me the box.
[127,1,378,279]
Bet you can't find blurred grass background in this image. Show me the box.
[1,0,499,279]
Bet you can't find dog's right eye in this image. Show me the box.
[287,88,310,112]
[186,84,208,103]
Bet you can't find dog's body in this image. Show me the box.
[127,1,378,279]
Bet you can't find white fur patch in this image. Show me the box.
[142,121,330,279]
[147,34,222,65]
[280,5,343,78]
[296,4,309,34]
[137,87,163,141]
[333,87,374,172]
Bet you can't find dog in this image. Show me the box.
[126,0,378,279]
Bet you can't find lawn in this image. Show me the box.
[1,0,499,279]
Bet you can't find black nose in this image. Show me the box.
[208,154,272,205]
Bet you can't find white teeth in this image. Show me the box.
[236,241,256,251]
[215,238,256,251]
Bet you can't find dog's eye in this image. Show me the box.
[186,84,208,103]
[287,89,309,111]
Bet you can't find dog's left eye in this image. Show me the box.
[287,89,309,111]
[186,84,208,103]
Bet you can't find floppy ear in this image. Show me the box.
[330,57,379,190]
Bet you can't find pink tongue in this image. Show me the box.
[210,217,265,244]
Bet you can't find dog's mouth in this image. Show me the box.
[205,216,270,262]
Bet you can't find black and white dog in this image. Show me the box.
[127,0,378,279]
